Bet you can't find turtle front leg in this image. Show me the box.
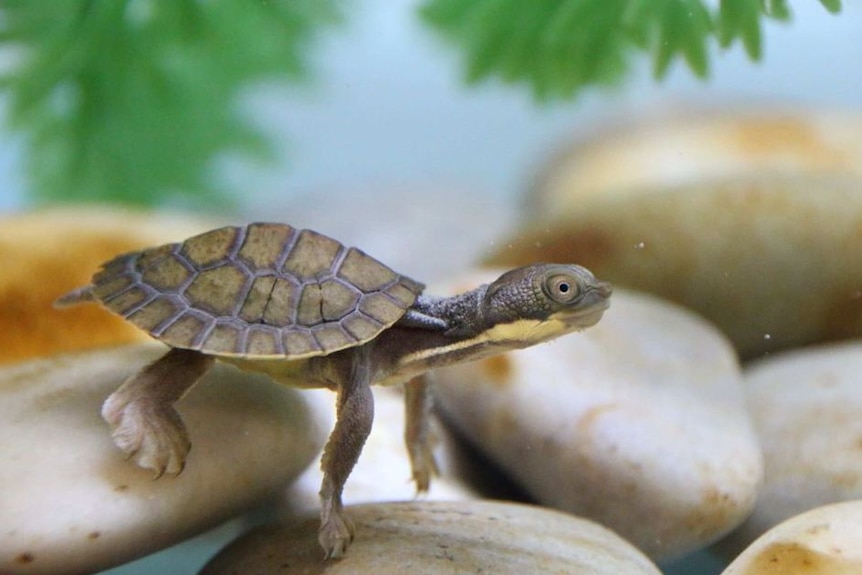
[102,348,214,477]
[404,375,439,493]
[318,347,374,559]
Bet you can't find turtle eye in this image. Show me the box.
[543,273,581,304]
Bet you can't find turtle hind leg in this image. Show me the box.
[404,375,439,493]
[318,346,375,559]
[102,348,214,477]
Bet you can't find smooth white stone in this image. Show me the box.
[720,342,862,553]
[0,345,329,575]
[200,500,663,575]
[432,278,762,561]
[530,109,862,214]
[722,501,862,575]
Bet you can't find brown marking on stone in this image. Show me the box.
[15,553,35,564]
[742,541,859,575]
[480,355,513,387]
[486,224,617,271]
[819,287,862,342]
[88,531,101,540]
[576,403,620,436]
[731,116,856,171]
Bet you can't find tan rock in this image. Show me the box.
[0,208,215,365]
[531,109,862,215]
[719,342,862,554]
[492,110,862,359]
[0,345,329,575]
[722,501,862,575]
[200,500,663,575]
[432,277,762,561]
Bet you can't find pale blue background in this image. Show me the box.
[0,1,860,212]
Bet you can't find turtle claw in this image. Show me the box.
[319,504,355,560]
[409,442,439,494]
[102,392,190,477]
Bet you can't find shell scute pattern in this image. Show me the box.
[89,223,424,359]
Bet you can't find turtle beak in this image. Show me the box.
[593,280,613,299]
[559,280,612,329]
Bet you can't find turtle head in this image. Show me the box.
[479,264,612,341]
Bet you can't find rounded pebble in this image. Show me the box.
[722,501,862,574]
[0,345,329,575]
[432,275,762,561]
[719,342,862,553]
[530,109,862,215]
[492,173,862,359]
[200,500,663,575]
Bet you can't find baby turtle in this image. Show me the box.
[56,222,612,558]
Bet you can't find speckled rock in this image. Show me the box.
[0,208,215,365]
[722,501,862,575]
[718,342,862,554]
[432,274,762,561]
[492,111,862,359]
[280,386,477,514]
[200,500,663,575]
[0,345,329,575]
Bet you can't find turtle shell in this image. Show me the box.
[86,223,424,359]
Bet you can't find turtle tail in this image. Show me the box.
[53,285,97,308]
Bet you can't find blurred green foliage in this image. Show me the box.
[0,0,339,208]
[420,0,843,99]
[0,0,845,208]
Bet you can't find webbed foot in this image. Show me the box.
[404,375,438,493]
[408,438,439,493]
[102,393,190,477]
[101,348,213,477]
[318,499,355,559]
